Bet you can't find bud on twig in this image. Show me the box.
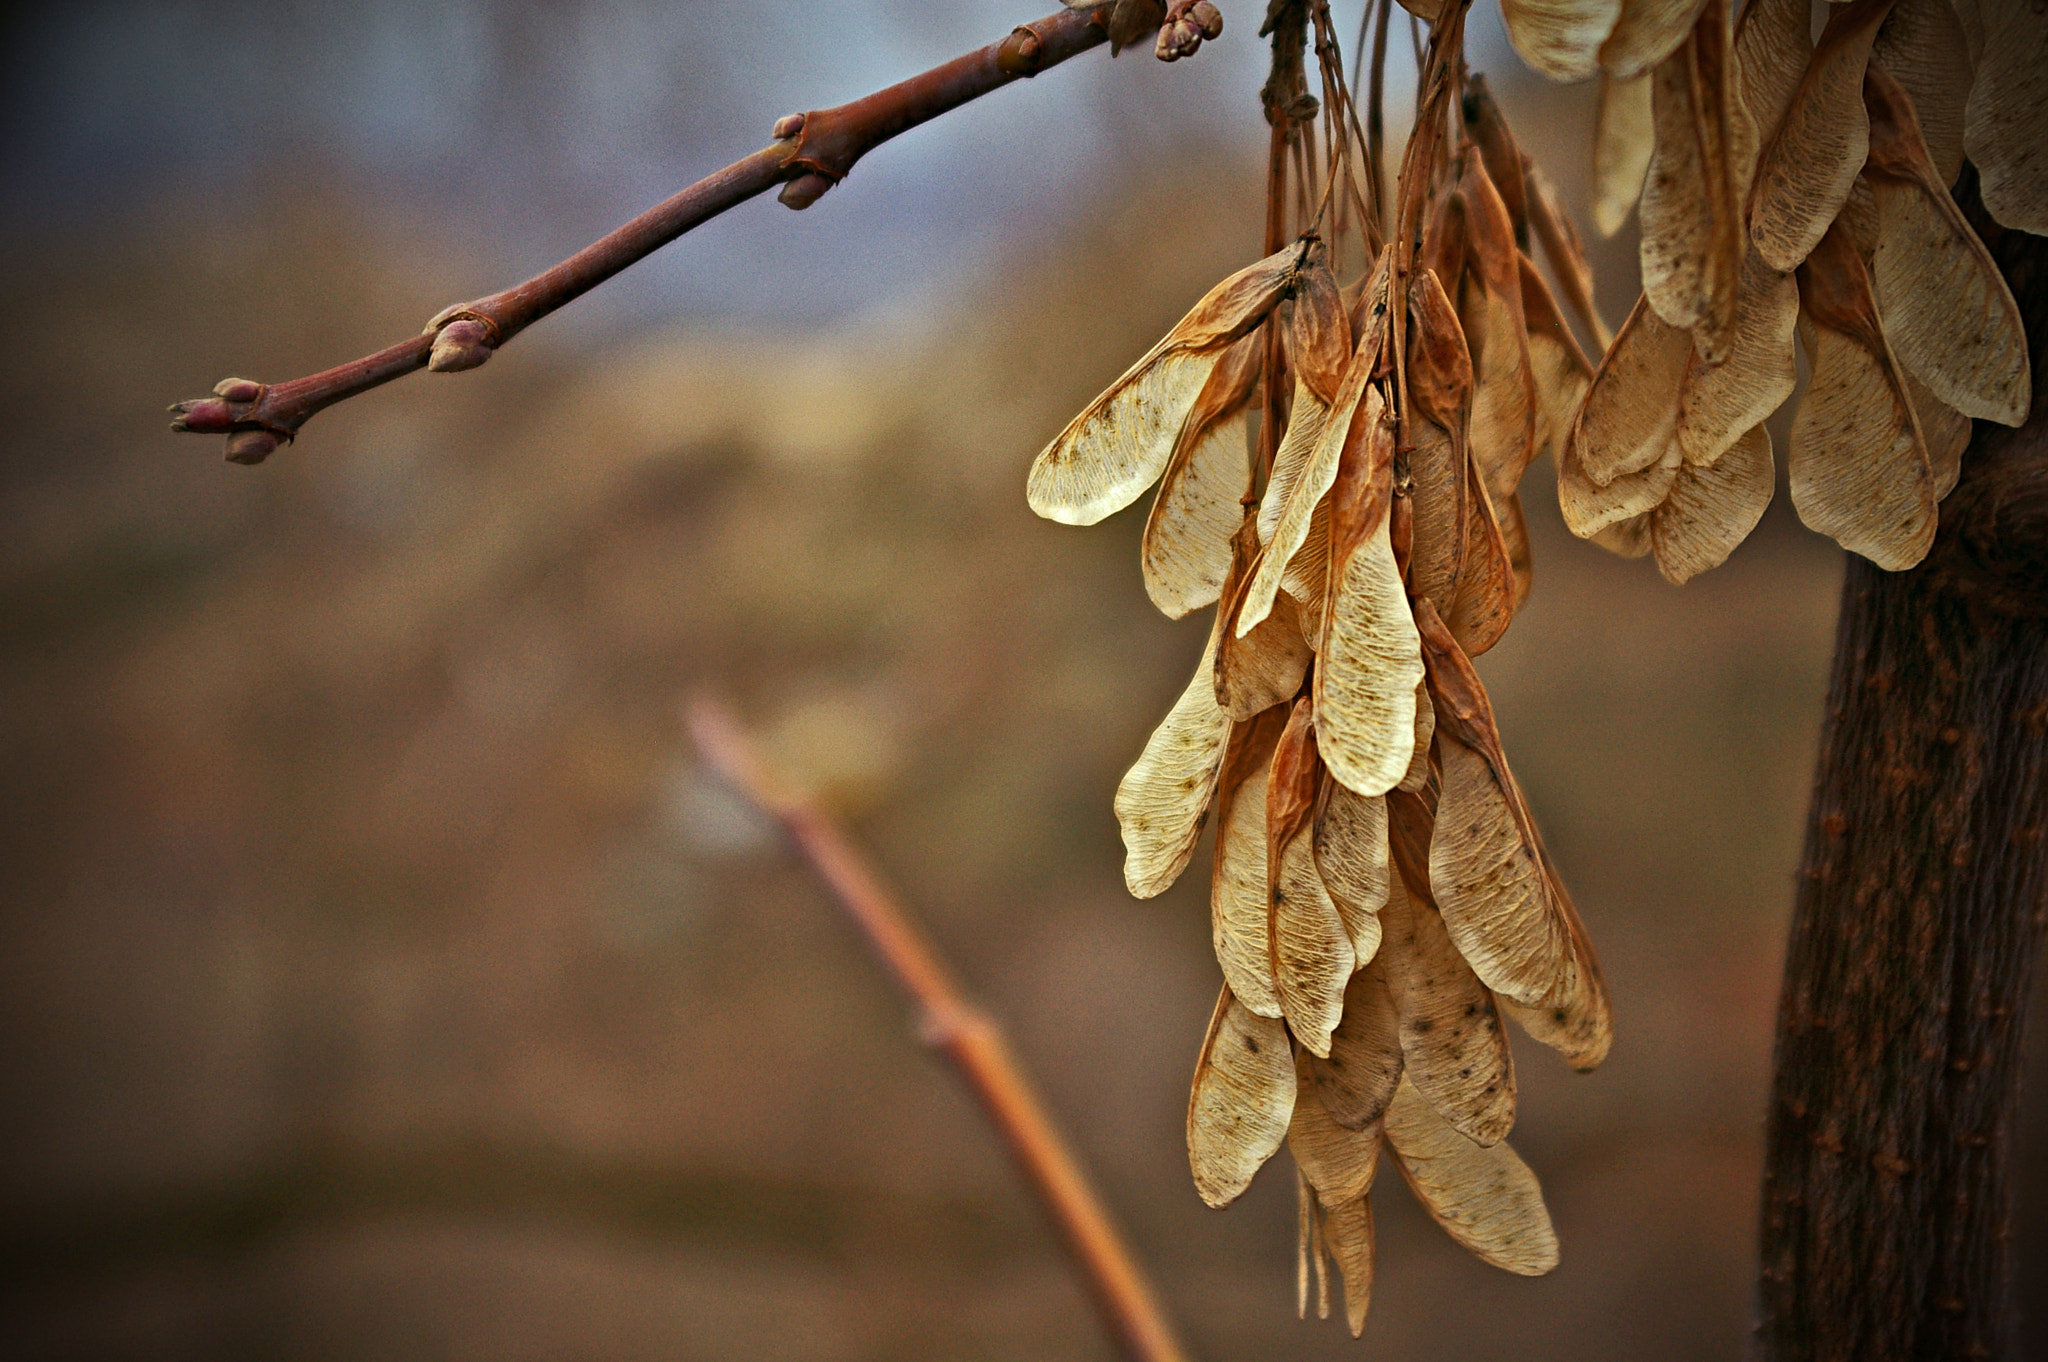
[224,429,281,465]
[1156,0,1221,61]
[425,311,497,373]
[772,112,806,140]
[778,171,836,210]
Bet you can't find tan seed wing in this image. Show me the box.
[1212,710,1288,1017]
[1447,454,1521,658]
[1901,367,1968,502]
[1748,0,1889,272]
[1677,249,1798,466]
[1732,0,1813,150]
[1316,513,1425,798]
[1382,861,1517,1147]
[1217,518,1315,720]
[1289,1048,1384,1208]
[1327,1194,1376,1337]
[1461,272,1538,510]
[1590,512,1655,558]
[1281,499,1332,646]
[1872,0,1971,189]
[1600,0,1711,81]
[1524,161,1610,348]
[1559,427,1679,537]
[1498,854,1614,1070]
[1570,294,1693,485]
[1403,418,1468,613]
[1521,256,1596,469]
[1865,70,2029,426]
[1652,422,1775,583]
[1498,490,1535,613]
[1268,706,1355,1057]
[1143,334,1259,618]
[1242,378,1359,637]
[1307,957,1406,1131]
[1502,0,1624,80]
[1115,627,1232,897]
[1028,247,1297,524]
[1189,986,1297,1208]
[1314,780,1392,937]
[1287,253,1354,406]
[1399,680,1436,794]
[1429,735,1572,1006]
[1789,305,1936,571]
[1963,0,2048,233]
[1593,70,1655,237]
[1383,1078,1560,1274]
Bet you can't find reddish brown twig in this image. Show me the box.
[170,5,1120,464]
[687,699,1193,1362]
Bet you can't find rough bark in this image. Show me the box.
[1759,192,2048,1360]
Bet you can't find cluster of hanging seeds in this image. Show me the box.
[1032,0,1613,1335]
[1554,0,2033,580]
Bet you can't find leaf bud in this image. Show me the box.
[428,317,496,373]
[224,429,280,465]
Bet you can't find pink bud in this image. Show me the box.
[1191,1,1222,39]
[778,172,835,210]
[212,377,264,403]
[772,112,806,140]
[428,318,495,373]
[224,429,280,465]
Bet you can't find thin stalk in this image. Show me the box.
[688,699,1193,1362]
[169,5,1119,462]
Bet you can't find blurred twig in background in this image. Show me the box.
[688,697,1192,1362]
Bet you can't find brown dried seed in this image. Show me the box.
[1599,0,1710,82]
[1652,421,1774,583]
[1502,0,1623,81]
[1189,984,1296,1207]
[1383,1078,1560,1274]
[1142,332,1260,618]
[1592,70,1655,237]
[1963,0,2048,233]
[1569,294,1692,486]
[1307,958,1405,1131]
[1871,0,1970,190]
[1212,708,1289,1017]
[1114,627,1232,897]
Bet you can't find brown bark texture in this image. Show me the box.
[1759,197,2048,1360]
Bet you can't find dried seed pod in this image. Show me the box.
[1399,680,1436,794]
[1870,0,1971,190]
[1217,514,1315,719]
[1652,422,1774,583]
[1502,0,1624,81]
[1307,958,1406,1131]
[1325,1193,1376,1337]
[1289,1046,1385,1208]
[1901,369,1968,502]
[1314,779,1391,932]
[1380,860,1517,1147]
[1748,0,1890,273]
[1599,0,1711,82]
[1639,0,1753,362]
[1569,294,1693,486]
[1495,857,1614,1071]
[1212,708,1290,1017]
[1520,256,1596,469]
[1559,435,1680,538]
[1962,0,2048,233]
[1189,985,1296,1208]
[1114,628,1231,897]
[1268,702,1356,1056]
[1028,245,1301,524]
[1676,249,1798,467]
[1143,333,1260,618]
[1592,70,1655,236]
[1862,65,2029,428]
[1731,0,1812,151]
[1447,453,1520,658]
[1523,160,1609,348]
[1789,222,1937,571]
[1383,1078,1560,1275]
[1241,377,1336,635]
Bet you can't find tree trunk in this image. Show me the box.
[1758,196,2048,1359]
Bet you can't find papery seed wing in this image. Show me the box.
[1569,294,1693,485]
[1307,956,1406,1130]
[1524,160,1610,348]
[1217,517,1315,720]
[1029,247,1297,525]
[1282,500,1332,646]
[1498,490,1535,613]
[1381,859,1517,1147]
[1901,367,1968,502]
[1317,513,1426,799]
[1677,250,1798,467]
[1242,376,1352,637]
[1590,512,1655,558]
[1213,708,1289,1017]
[1498,854,1614,1070]
[1327,1194,1376,1338]
[1314,779,1392,937]
[1462,76,1530,238]
[1116,627,1232,898]
[1872,0,1971,189]
[1290,1047,1384,1207]
[1404,418,1469,615]
[1447,454,1520,658]
[1383,1078,1560,1275]
[1503,0,1624,81]
[1963,0,2048,234]
[1790,224,1937,570]
[1268,703,1355,1057]
[1521,256,1596,468]
[1399,680,1436,793]
[1144,334,1260,618]
[1559,436,1679,538]
[1732,0,1813,151]
[1189,985,1296,1208]
[1748,0,1890,273]
[1864,68,2029,427]
[1414,602,1574,1007]
[1287,252,1354,406]
[1652,422,1774,583]
[1593,70,1655,237]
[1461,272,1538,511]
[1600,0,1712,79]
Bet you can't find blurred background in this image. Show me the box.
[1,2,2042,1358]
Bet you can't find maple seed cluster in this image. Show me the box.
[1547,0,2032,582]
[1031,1,1614,1336]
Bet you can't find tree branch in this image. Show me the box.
[169,4,1121,464]
[687,698,1193,1362]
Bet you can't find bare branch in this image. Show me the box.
[170,5,1123,463]
[687,698,1193,1362]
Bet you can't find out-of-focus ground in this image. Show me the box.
[2,4,2044,1360]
